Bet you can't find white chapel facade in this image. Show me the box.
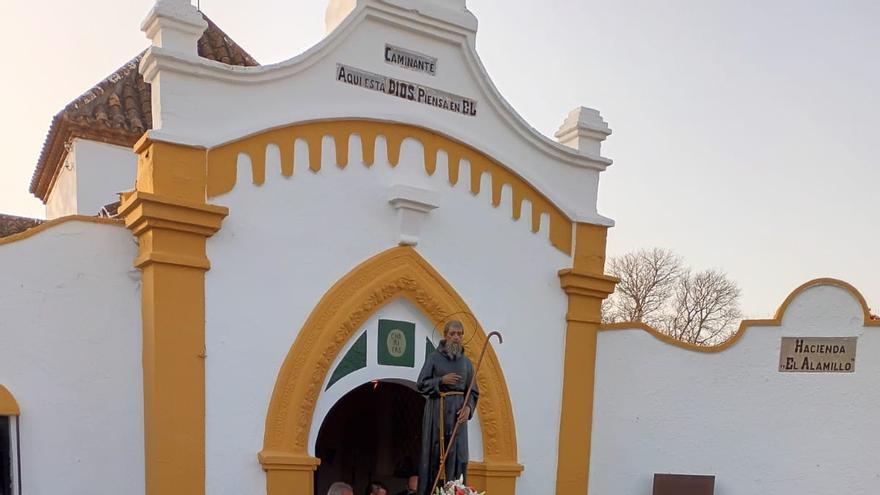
[2,0,616,494]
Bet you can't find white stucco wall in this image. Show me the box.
[204,136,569,494]
[0,220,144,494]
[72,139,137,216]
[590,283,880,495]
[45,153,77,219]
[44,139,137,219]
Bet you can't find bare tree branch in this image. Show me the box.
[603,248,742,345]
[662,269,742,345]
[603,248,682,325]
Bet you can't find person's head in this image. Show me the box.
[365,482,387,495]
[328,482,353,495]
[444,320,464,343]
[406,475,418,492]
[443,320,465,358]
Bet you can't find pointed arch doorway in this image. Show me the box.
[259,247,523,495]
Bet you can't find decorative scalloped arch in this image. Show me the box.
[600,278,880,352]
[205,119,574,255]
[258,246,521,495]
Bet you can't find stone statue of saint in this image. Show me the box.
[416,320,479,495]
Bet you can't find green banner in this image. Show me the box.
[326,332,367,390]
[377,319,416,367]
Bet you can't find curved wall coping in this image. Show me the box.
[600,278,879,353]
[0,216,122,247]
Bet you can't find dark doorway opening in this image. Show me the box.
[315,381,424,495]
[1,416,11,495]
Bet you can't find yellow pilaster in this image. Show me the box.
[555,223,617,495]
[120,137,228,495]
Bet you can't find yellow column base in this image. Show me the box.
[468,461,523,495]
[259,451,320,495]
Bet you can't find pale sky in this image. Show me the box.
[1,0,877,317]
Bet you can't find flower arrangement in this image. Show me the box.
[434,476,485,495]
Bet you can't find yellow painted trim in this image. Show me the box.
[772,278,878,325]
[205,119,573,254]
[0,385,19,416]
[0,215,121,247]
[556,223,617,495]
[599,277,880,352]
[121,137,228,495]
[260,246,522,495]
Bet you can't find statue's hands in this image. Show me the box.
[457,406,471,424]
[441,373,461,385]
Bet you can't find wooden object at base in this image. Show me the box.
[653,473,715,495]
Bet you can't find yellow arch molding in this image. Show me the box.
[205,119,573,254]
[0,216,121,247]
[599,277,880,352]
[259,246,522,495]
[0,385,19,416]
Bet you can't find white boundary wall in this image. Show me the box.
[0,220,143,494]
[590,283,880,495]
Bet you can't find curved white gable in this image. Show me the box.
[140,0,613,224]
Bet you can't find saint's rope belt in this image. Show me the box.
[438,390,465,479]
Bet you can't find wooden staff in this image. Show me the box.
[429,331,503,495]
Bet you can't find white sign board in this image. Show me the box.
[384,44,437,75]
[336,64,478,116]
[778,337,857,373]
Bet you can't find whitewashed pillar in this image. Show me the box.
[555,107,612,156]
[141,0,207,55]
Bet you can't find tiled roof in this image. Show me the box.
[0,214,44,238]
[30,14,258,203]
[98,200,122,219]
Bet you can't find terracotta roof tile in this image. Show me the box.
[98,200,122,219]
[30,13,258,203]
[0,214,44,238]
[199,17,258,66]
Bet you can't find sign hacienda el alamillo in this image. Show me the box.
[779,337,857,373]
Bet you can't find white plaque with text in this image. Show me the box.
[384,44,437,75]
[778,337,857,373]
[335,63,477,116]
